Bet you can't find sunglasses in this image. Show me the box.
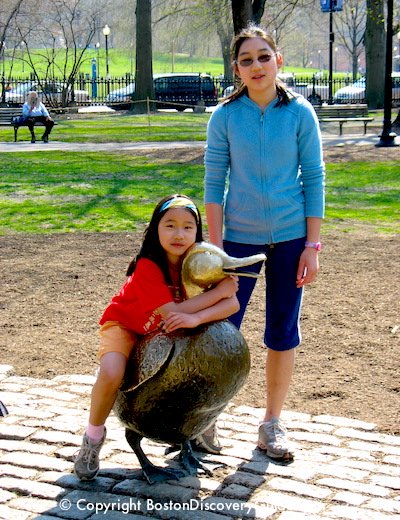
[236,53,276,67]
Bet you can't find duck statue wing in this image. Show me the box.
[120,332,174,393]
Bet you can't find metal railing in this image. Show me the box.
[1,74,399,109]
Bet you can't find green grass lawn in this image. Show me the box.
[0,113,210,143]
[0,148,398,235]
[5,48,328,79]
[325,161,399,232]
[0,152,203,233]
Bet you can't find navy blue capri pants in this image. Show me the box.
[224,237,305,351]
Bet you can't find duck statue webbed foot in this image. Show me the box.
[126,429,186,484]
[179,440,213,477]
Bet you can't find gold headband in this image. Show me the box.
[160,197,199,223]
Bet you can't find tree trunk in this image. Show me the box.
[222,35,233,81]
[365,0,385,109]
[231,0,252,34]
[133,0,154,113]
[251,0,266,24]
[231,0,266,35]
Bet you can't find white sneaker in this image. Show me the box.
[257,418,294,461]
[192,422,222,455]
[74,428,106,480]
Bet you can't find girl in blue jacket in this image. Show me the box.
[204,25,325,462]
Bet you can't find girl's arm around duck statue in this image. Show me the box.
[158,276,240,333]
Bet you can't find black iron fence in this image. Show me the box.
[1,73,399,109]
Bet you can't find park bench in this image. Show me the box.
[0,107,57,142]
[314,104,374,136]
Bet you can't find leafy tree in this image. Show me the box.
[0,0,25,104]
[11,0,104,107]
[206,0,234,79]
[334,0,366,80]
[0,0,24,54]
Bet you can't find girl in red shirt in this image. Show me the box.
[74,194,239,480]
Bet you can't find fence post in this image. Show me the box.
[147,97,151,129]
[1,75,5,106]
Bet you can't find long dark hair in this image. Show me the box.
[126,194,203,284]
[225,24,292,107]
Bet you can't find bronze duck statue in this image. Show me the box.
[113,242,266,484]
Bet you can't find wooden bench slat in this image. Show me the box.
[0,107,57,142]
[313,104,374,135]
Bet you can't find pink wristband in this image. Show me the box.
[305,241,322,251]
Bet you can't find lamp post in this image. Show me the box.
[102,24,110,97]
[103,25,110,78]
[328,2,334,104]
[1,41,5,77]
[320,1,343,104]
[376,0,398,147]
[1,41,6,106]
[21,41,26,74]
[95,42,100,72]
[130,42,134,77]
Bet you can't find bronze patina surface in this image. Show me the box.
[115,320,250,445]
[113,242,265,483]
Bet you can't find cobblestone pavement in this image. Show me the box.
[0,364,399,520]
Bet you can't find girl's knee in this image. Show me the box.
[97,354,127,390]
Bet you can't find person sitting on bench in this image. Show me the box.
[21,91,54,143]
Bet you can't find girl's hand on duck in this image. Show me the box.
[163,312,200,332]
[215,275,239,298]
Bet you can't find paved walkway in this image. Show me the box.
[0,140,206,154]
[0,364,399,520]
[0,133,399,153]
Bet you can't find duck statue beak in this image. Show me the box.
[182,242,266,298]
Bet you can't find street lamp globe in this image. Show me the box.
[102,24,110,37]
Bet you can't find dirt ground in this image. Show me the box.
[0,144,399,435]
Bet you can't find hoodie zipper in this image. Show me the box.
[259,110,272,244]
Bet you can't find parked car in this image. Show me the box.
[153,73,218,111]
[333,77,366,104]
[278,73,328,104]
[106,83,135,106]
[222,73,329,104]
[334,73,400,106]
[5,81,90,107]
[222,85,234,97]
[106,73,218,112]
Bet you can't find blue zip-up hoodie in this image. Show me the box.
[204,94,325,245]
